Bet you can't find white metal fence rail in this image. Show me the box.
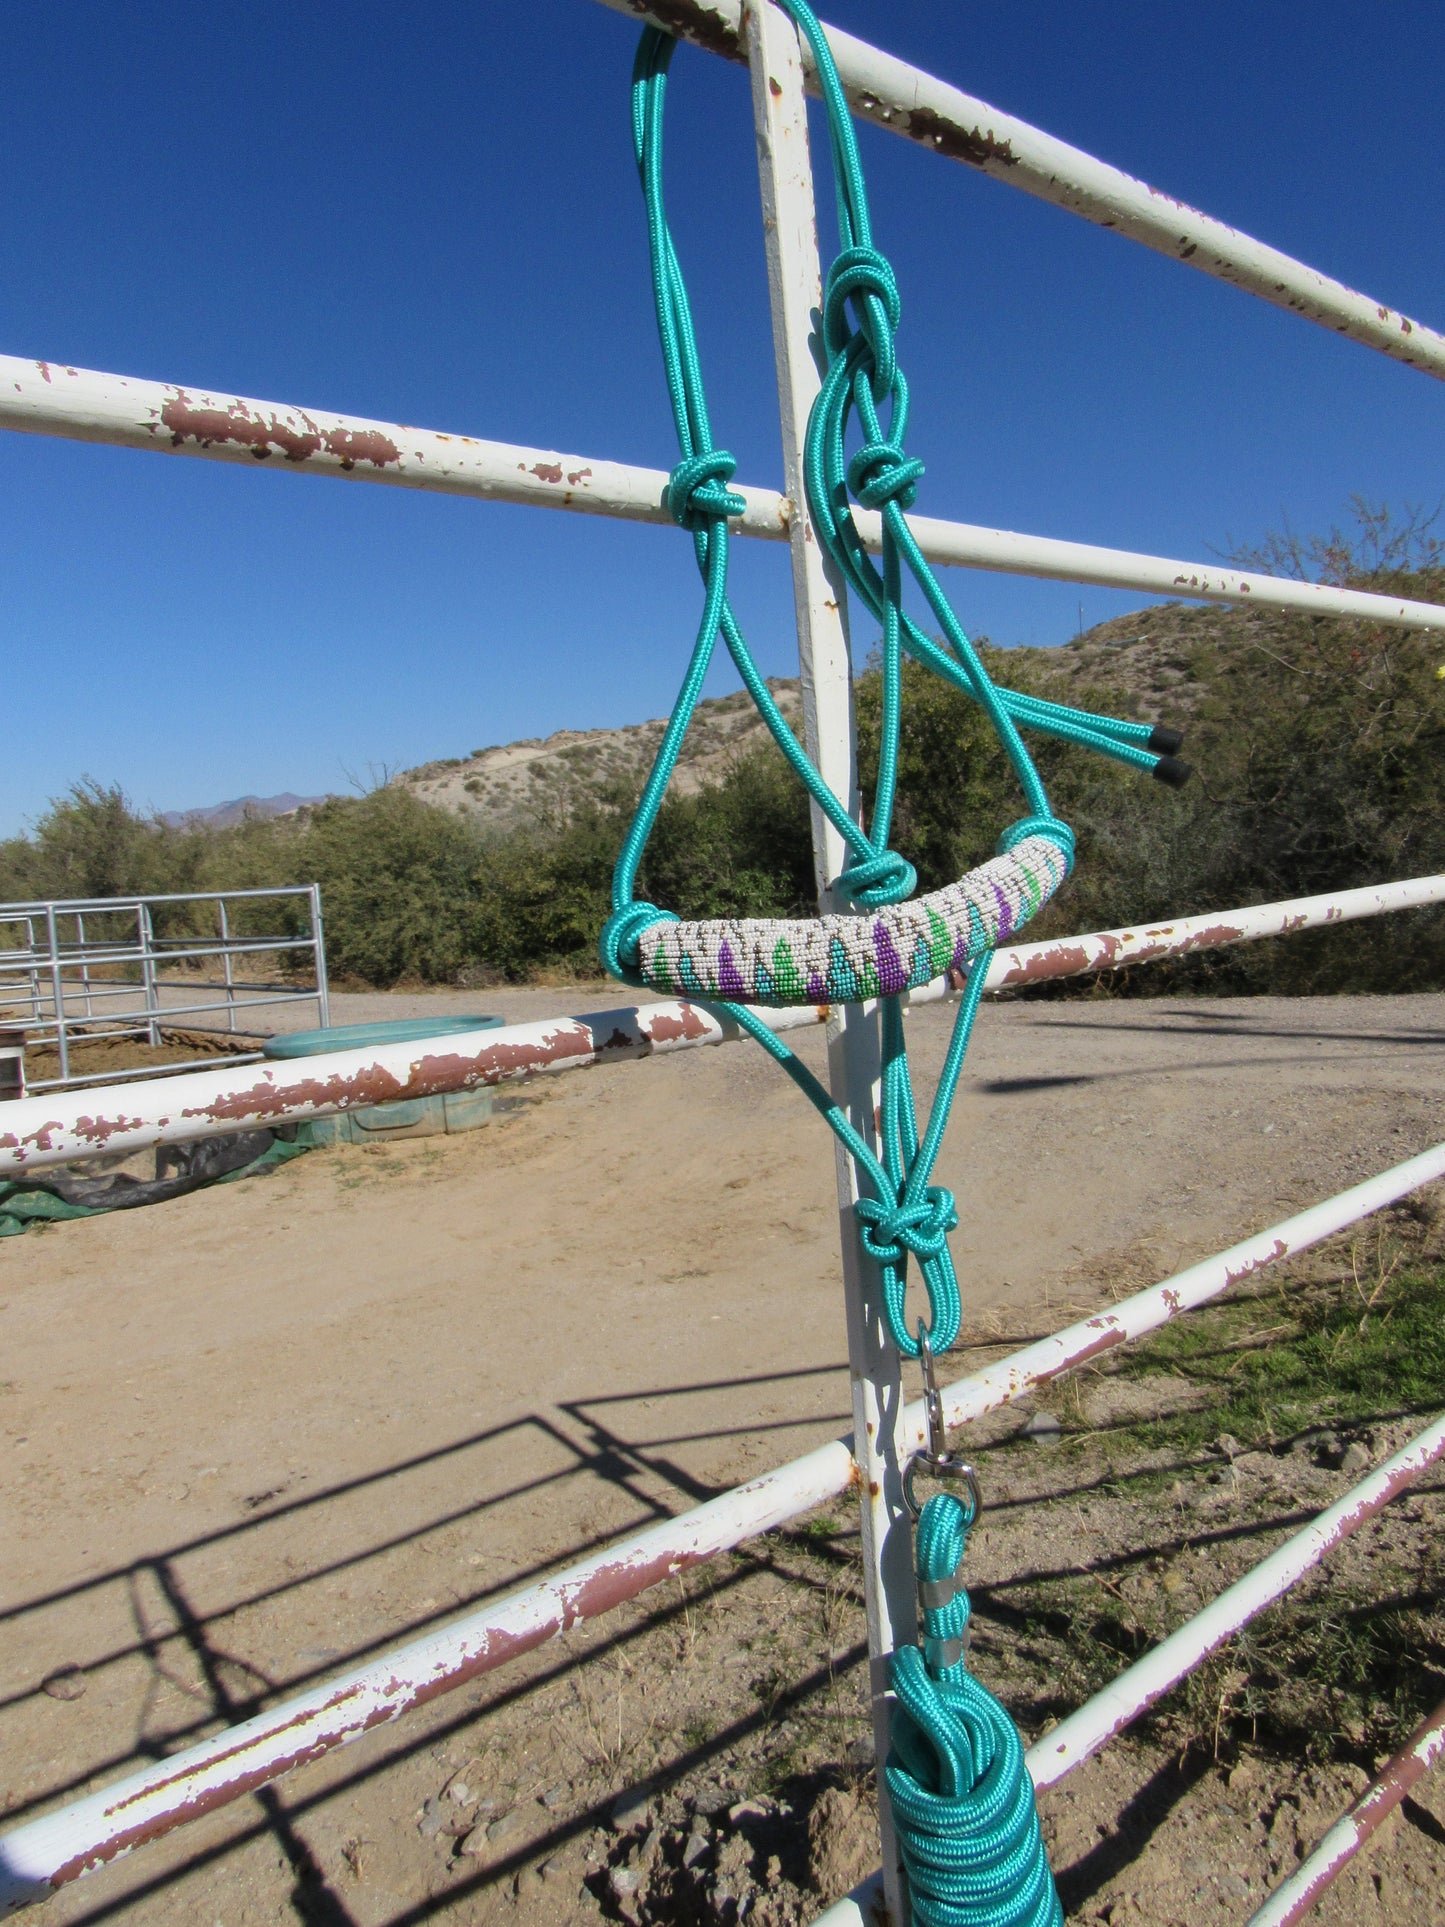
[7,359,1445,637]
[3,873,1441,1175]
[2,1,1442,1921]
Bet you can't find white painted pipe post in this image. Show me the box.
[743,6,910,1919]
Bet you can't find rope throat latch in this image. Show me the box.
[903,1327,980,1523]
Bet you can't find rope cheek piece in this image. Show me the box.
[608,9,1188,1920]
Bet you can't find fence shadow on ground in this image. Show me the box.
[8,1360,1437,1924]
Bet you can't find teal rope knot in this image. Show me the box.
[824,243,901,395]
[666,450,746,531]
[847,437,925,512]
[856,1185,957,1266]
[599,901,676,982]
[997,817,1075,874]
[888,1492,1064,1927]
[857,1163,962,1360]
[838,845,918,908]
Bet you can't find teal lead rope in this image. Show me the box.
[891,1488,1063,1927]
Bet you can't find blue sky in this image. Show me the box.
[3,1,1443,834]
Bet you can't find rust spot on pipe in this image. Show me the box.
[526,461,565,484]
[158,393,400,470]
[610,0,742,63]
[901,107,1017,170]
[644,1005,715,1044]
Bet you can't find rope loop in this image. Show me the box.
[856,1184,958,1267]
[599,900,676,981]
[997,815,1076,874]
[837,844,918,908]
[823,244,901,396]
[847,438,925,513]
[666,450,746,531]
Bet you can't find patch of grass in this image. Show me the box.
[1108,1218,1445,1454]
[982,1212,1445,1767]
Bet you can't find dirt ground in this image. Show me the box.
[3,988,1444,1925]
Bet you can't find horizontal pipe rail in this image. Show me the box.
[597,1,1445,382]
[1245,1693,1445,1927]
[931,1140,1445,1437]
[3,872,1441,1174]
[1027,1410,1445,1788]
[1,1144,1439,1912]
[0,887,317,914]
[5,359,1444,633]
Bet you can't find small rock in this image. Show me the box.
[458,1824,492,1859]
[609,1865,643,1898]
[1021,1410,1062,1445]
[611,1788,653,1832]
[487,1811,519,1845]
[1216,1433,1243,1461]
[639,1827,664,1870]
[682,1831,711,1869]
[1340,1440,1371,1478]
[447,1781,473,1807]
[40,1666,86,1702]
[541,1784,569,1810]
[540,1855,570,1882]
[727,1798,773,1826]
[514,1867,543,1899]
[1227,1758,1261,1793]
[1311,1431,1345,1468]
[1217,1873,1249,1899]
[417,1799,445,1839]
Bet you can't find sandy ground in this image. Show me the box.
[2,989,1444,1925]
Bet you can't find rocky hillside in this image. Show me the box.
[395,610,1223,834]
[400,680,805,835]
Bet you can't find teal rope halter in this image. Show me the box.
[604,9,1188,1364]
[607,18,1185,1919]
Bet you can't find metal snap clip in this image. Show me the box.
[902,1326,981,1523]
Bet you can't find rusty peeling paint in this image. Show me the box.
[527,460,565,484]
[900,106,1017,170]
[612,0,741,63]
[644,1004,716,1045]
[158,392,400,470]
